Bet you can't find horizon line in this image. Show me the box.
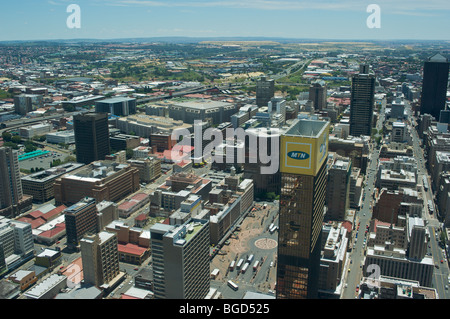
[1,36,450,44]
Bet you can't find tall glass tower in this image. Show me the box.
[73,112,110,165]
[420,53,449,120]
[277,118,329,299]
[349,64,375,137]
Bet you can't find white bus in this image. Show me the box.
[210,268,220,279]
[229,260,235,271]
[228,280,239,291]
[253,261,260,271]
[241,262,250,274]
[428,200,434,214]
[247,254,254,263]
[269,225,278,234]
[236,258,244,270]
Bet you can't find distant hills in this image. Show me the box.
[0,36,447,45]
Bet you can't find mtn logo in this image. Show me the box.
[288,151,310,160]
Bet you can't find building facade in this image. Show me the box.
[277,119,330,299]
[420,54,449,120]
[95,97,137,116]
[73,112,110,165]
[0,147,32,218]
[54,161,140,206]
[64,197,99,247]
[349,66,375,137]
[256,76,275,107]
[150,218,210,299]
[80,231,120,288]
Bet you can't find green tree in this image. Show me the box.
[266,192,276,201]
[2,131,12,142]
[11,135,22,144]
[126,148,133,160]
[3,141,19,149]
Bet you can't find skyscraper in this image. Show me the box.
[268,97,287,125]
[150,218,210,299]
[277,118,330,299]
[64,197,99,248]
[0,147,32,218]
[349,65,375,137]
[420,53,449,120]
[256,76,275,107]
[80,231,120,288]
[309,81,327,111]
[325,154,351,221]
[13,94,43,115]
[73,112,110,165]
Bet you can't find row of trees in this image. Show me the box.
[2,132,39,153]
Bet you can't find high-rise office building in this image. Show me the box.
[309,81,327,111]
[0,147,32,218]
[325,154,351,221]
[64,197,99,248]
[256,76,275,107]
[0,242,6,274]
[150,218,210,299]
[14,94,43,115]
[0,216,35,272]
[420,54,449,120]
[349,65,375,137]
[0,147,23,212]
[408,219,427,261]
[243,127,281,197]
[73,113,110,165]
[268,97,287,125]
[80,231,120,288]
[277,118,330,299]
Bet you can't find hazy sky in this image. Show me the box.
[1,0,449,41]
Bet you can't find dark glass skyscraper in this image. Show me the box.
[74,112,110,165]
[256,76,275,107]
[277,119,329,299]
[349,64,375,137]
[309,81,327,111]
[420,54,449,120]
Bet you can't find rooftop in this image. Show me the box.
[174,99,232,110]
[97,97,135,104]
[285,118,329,138]
[24,274,66,299]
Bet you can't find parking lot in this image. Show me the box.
[210,201,279,299]
[19,150,66,171]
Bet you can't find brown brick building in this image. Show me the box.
[54,161,140,206]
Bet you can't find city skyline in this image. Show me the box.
[1,0,450,42]
[0,3,449,301]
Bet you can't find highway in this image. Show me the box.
[0,110,88,134]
